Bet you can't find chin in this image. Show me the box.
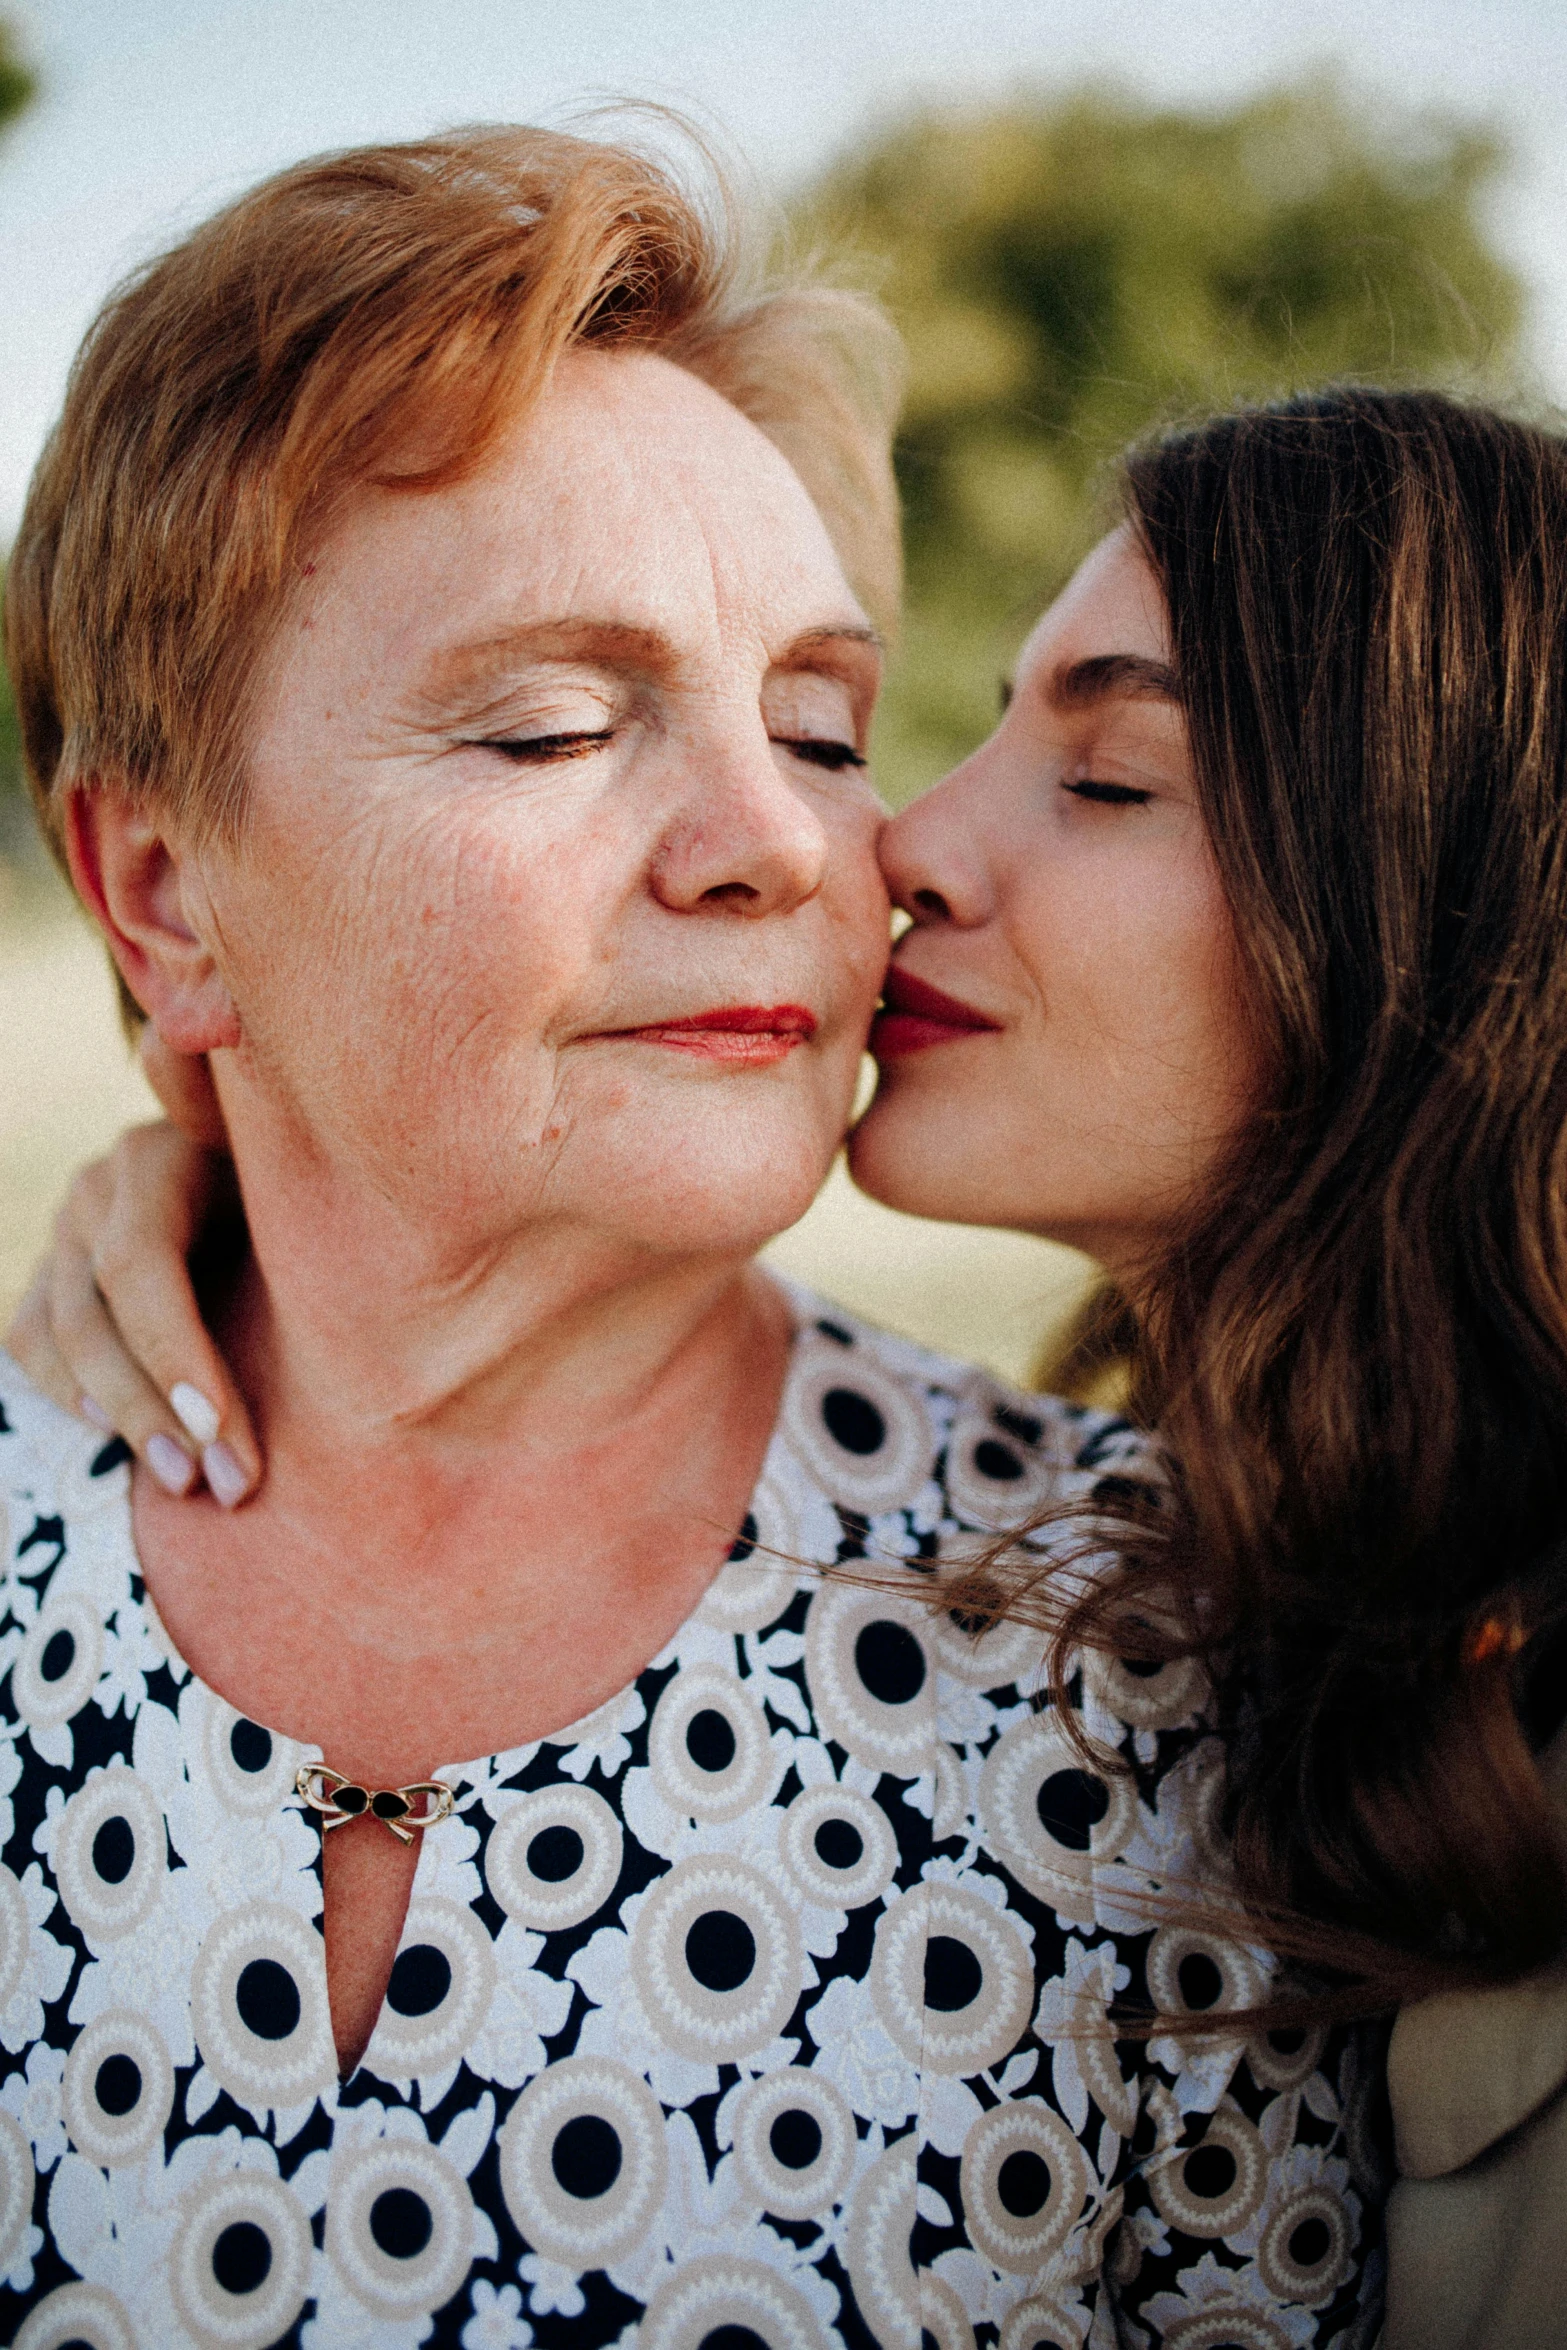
[850,1093,1155,1273]
[586,1095,844,1259]
[847,1093,997,1227]
[848,1078,1065,1236]
[655,1055,855,1227]
[636,1166,831,1259]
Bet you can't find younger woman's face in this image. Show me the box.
[850,526,1260,1271]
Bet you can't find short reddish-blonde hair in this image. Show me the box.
[6,122,903,858]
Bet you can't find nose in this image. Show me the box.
[878,758,995,929]
[650,729,831,919]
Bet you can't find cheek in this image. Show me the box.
[821,803,893,1016]
[216,790,613,1108]
[1040,849,1253,1128]
[852,833,1255,1244]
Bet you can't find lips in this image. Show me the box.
[870,966,1001,1057]
[605,1004,818,1064]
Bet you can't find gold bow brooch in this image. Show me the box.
[295,1763,455,1845]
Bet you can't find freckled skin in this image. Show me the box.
[80,352,891,2069]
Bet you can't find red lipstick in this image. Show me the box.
[870,967,1001,1056]
[608,1004,818,1064]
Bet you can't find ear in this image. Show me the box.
[64,782,241,1055]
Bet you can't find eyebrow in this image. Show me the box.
[417,620,677,711]
[413,617,883,717]
[780,625,885,660]
[1045,652,1182,710]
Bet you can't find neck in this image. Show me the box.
[130,1074,799,1798]
[214,1090,772,1492]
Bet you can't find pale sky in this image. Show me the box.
[5,0,1567,537]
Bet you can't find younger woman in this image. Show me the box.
[855,390,1567,2350]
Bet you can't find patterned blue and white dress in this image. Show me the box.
[0,1296,1385,2348]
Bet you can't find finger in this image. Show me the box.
[90,1246,262,1510]
[5,1265,87,1419]
[48,1225,199,1496]
[138,1026,229,1147]
[86,1127,262,1504]
[43,1128,261,1506]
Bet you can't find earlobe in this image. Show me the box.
[63,782,241,1055]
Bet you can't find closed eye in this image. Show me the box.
[465,729,615,763]
[1063,780,1152,806]
[776,738,867,772]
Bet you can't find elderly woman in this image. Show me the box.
[0,127,1379,2350]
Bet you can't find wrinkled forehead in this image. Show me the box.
[298,348,870,666]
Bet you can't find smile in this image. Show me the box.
[870,967,1001,1056]
[601,1004,819,1063]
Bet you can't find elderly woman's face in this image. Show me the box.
[198,352,889,1262]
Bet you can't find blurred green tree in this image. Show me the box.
[799,80,1525,803]
[0,18,37,861]
[0,15,28,126]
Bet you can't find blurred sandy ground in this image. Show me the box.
[0,896,1096,1387]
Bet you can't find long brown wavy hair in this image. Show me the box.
[988,388,1567,2008]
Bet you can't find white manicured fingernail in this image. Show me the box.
[202,1442,250,1509]
[170,1383,221,1446]
[146,1433,196,1495]
[79,1396,114,1433]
